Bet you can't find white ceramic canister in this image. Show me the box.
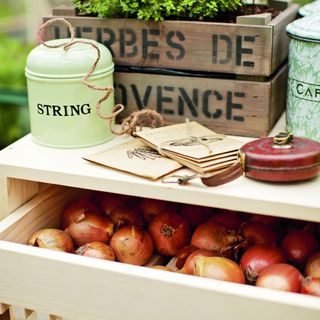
[299,0,320,17]
[286,14,320,142]
[25,33,115,148]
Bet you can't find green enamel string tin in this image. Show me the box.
[286,14,320,142]
[25,20,115,148]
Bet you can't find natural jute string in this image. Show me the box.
[38,18,164,136]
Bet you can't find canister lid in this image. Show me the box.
[286,13,320,43]
[26,38,114,79]
[299,0,320,17]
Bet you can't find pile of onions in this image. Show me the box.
[28,228,74,253]
[110,225,153,265]
[240,244,287,283]
[256,263,302,293]
[76,241,115,261]
[194,256,245,284]
[65,212,114,247]
[148,211,191,256]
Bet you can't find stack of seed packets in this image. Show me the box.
[135,121,244,174]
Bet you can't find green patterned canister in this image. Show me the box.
[286,14,320,142]
[299,0,320,17]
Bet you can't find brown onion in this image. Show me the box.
[180,204,213,228]
[61,198,100,229]
[256,263,302,293]
[76,241,115,261]
[109,205,143,230]
[139,198,177,222]
[305,252,320,278]
[240,221,277,247]
[28,228,74,253]
[93,192,126,216]
[281,230,319,268]
[301,276,320,297]
[248,214,281,228]
[191,221,243,255]
[65,212,113,247]
[151,265,174,272]
[210,210,244,230]
[148,211,191,256]
[110,225,153,265]
[194,256,245,284]
[240,244,287,283]
[180,249,217,275]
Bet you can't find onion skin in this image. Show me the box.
[76,242,115,261]
[240,221,277,247]
[148,211,191,256]
[194,256,245,284]
[109,205,143,230]
[301,277,320,297]
[61,198,100,229]
[110,225,153,265]
[256,263,302,293]
[210,210,244,230]
[281,230,319,268]
[65,212,114,247]
[305,252,320,278]
[28,228,74,253]
[240,245,287,283]
[191,221,243,255]
[179,249,217,275]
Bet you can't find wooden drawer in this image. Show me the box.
[0,115,319,320]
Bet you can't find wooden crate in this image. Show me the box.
[114,64,288,137]
[43,3,298,76]
[0,117,320,320]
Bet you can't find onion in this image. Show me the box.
[248,214,281,228]
[194,256,245,284]
[179,249,217,275]
[110,225,153,265]
[175,245,199,269]
[76,241,115,261]
[93,192,126,216]
[240,245,287,283]
[305,252,320,278]
[139,198,177,223]
[148,211,191,256]
[28,228,74,253]
[61,198,100,229]
[191,221,243,255]
[301,276,320,297]
[281,230,319,268]
[240,221,277,247]
[109,205,143,230]
[256,263,302,293]
[180,204,213,228]
[210,210,244,230]
[65,212,114,247]
[151,265,174,272]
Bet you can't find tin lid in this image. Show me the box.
[240,134,320,171]
[299,0,320,17]
[286,13,320,43]
[25,38,114,79]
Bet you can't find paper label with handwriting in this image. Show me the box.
[83,139,182,180]
[136,122,244,160]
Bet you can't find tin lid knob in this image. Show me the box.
[273,132,293,145]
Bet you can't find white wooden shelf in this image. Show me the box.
[0,113,319,222]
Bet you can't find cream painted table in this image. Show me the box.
[0,114,319,320]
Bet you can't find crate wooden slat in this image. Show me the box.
[114,64,287,137]
[43,4,298,76]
